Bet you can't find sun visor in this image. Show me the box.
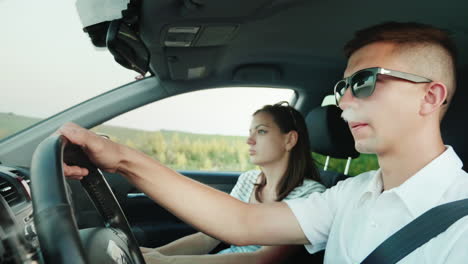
[75,0,129,28]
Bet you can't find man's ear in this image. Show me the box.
[420,82,447,116]
[285,130,298,151]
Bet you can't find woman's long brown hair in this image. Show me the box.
[253,102,321,202]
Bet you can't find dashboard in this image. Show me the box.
[0,165,40,263]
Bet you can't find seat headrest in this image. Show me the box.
[441,66,468,171]
[306,105,359,159]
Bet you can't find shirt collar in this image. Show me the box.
[358,169,384,205]
[356,146,463,215]
[392,146,463,217]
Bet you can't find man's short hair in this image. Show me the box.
[344,22,457,60]
[344,22,458,109]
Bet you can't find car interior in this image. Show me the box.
[0,0,467,263]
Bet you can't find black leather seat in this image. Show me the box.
[285,106,359,263]
[441,66,468,171]
[305,105,359,188]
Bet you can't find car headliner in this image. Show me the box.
[138,0,467,102]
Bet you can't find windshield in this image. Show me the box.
[0,0,137,140]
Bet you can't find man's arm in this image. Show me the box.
[144,245,302,264]
[59,123,309,246]
[118,144,308,246]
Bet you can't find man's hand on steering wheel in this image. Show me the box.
[59,122,124,180]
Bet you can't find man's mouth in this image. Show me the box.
[349,122,369,131]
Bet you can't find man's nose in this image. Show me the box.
[338,87,354,110]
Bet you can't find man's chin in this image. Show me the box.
[354,140,378,154]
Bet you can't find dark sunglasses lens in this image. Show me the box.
[334,80,347,104]
[335,81,347,96]
[351,71,375,98]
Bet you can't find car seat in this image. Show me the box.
[305,105,360,187]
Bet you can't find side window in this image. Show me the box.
[93,88,294,172]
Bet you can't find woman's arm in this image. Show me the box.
[144,245,302,264]
[154,232,220,256]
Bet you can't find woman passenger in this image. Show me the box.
[141,102,325,264]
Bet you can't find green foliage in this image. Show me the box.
[0,112,41,139]
[92,125,257,172]
[92,124,379,174]
[313,152,379,176]
[0,112,379,174]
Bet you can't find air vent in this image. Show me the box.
[10,170,31,200]
[10,170,31,186]
[0,178,20,207]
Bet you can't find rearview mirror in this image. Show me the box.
[106,20,150,75]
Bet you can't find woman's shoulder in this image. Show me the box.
[238,169,261,184]
[284,179,326,200]
[229,170,261,201]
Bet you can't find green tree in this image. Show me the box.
[150,132,167,163]
[174,152,187,168]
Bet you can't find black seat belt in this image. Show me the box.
[361,198,468,264]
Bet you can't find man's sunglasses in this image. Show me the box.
[334,67,433,105]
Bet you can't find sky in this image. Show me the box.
[0,0,294,136]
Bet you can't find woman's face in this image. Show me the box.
[246,112,290,166]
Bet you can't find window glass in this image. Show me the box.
[93,87,378,174]
[0,0,136,141]
[93,88,294,171]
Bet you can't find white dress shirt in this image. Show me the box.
[285,146,468,263]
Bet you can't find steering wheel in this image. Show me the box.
[30,134,146,264]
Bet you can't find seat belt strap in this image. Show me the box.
[361,198,468,264]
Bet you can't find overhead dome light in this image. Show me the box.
[164,26,200,47]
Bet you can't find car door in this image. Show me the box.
[121,170,240,247]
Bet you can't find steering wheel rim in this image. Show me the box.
[30,134,146,264]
